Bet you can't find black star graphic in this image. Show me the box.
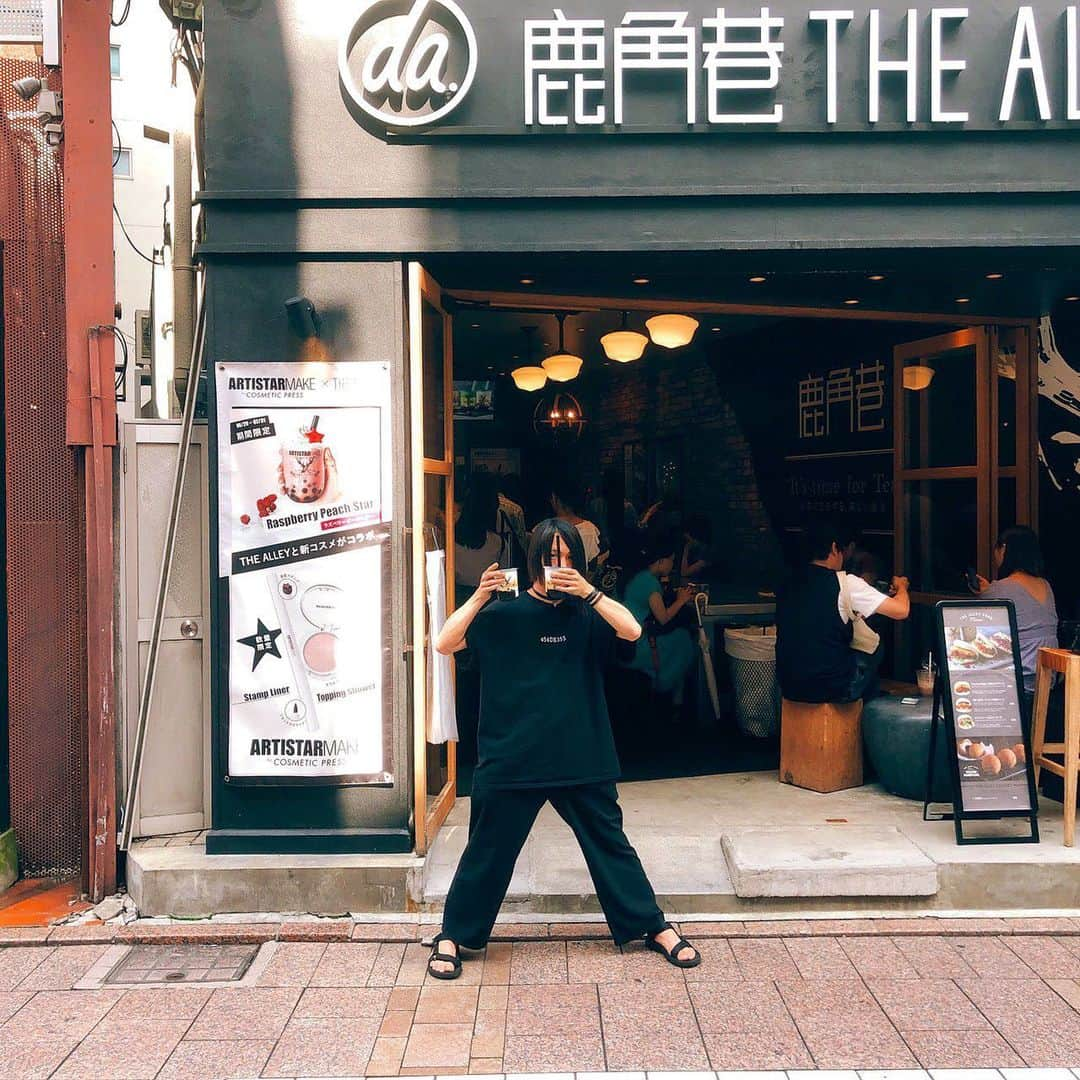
[237,619,283,670]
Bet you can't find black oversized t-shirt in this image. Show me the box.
[465,592,619,789]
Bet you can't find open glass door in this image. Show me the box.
[408,264,456,854]
[894,325,1036,675]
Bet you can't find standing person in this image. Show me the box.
[622,531,697,696]
[552,482,606,569]
[454,472,503,608]
[429,519,700,979]
[589,466,640,564]
[972,525,1058,693]
[776,520,910,704]
[496,473,529,569]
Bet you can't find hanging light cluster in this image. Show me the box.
[512,308,701,391]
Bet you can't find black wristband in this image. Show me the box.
[586,588,602,607]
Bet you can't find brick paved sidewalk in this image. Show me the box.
[1,921,1080,1077]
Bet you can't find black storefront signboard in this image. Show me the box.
[925,600,1040,844]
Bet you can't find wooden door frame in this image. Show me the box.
[893,327,990,607]
[893,323,1038,617]
[408,263,457,856]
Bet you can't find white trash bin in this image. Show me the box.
[723,626,780,738]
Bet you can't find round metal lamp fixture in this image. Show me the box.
[533,390,586,441]
[646,313,699,349]
[601,311,649,363]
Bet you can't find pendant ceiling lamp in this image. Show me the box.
[601,311,649,363]
[902,365,935,391]
[646,313,699,349]
[511,325,548,392]
[541,313,583,382]
[533,390,586,441]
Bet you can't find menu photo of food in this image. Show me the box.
[945,621,1014,673]
[955,735,1028,782]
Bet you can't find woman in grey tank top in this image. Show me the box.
[973,526,1058,693]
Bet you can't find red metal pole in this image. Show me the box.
[62,0,118,899]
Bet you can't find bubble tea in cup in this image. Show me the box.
[496,568,519,602]
[281,417,327,504]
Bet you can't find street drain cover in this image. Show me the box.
[103,943,258,985]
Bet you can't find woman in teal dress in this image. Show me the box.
[622,532,697,695]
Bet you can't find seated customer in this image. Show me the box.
[972,525,1058,694]
[777,520,910,704]
[679,514,714,583]
[622,532,697,696]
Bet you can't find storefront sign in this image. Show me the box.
[782,352,893,533]
[935,601,1039,836]
[338,2,1080,134]
[215,361,394,785]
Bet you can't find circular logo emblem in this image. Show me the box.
[339,0,478,130]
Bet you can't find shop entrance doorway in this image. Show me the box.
[408,259,1040,848]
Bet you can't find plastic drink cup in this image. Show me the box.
[496,568,519,601]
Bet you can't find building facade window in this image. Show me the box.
[112,146,132,179]
[110,43,121,78]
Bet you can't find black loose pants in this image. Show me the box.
[441,781,665,950]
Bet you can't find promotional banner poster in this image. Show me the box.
[216,361,394,784]
[942,604,1033,814]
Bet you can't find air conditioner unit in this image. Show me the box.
[135,310,154,371]
[158,0,202,27]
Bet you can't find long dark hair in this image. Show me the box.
[457,472,498,550]
[998,525,1045,578]
[527,517,587,585]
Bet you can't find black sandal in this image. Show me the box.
[646,923,702,969]
[427,933,462,981]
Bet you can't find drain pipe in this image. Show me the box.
[171,131,195,414]
[120,279,206,852]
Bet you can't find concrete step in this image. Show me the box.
[127,842,422,917]
[721,825,939,898]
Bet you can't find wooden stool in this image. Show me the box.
[1031,647,1080,847]
[780,698,863,793]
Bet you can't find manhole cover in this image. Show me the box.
[103,943,259,985]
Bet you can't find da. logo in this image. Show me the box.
[339,0,477,130]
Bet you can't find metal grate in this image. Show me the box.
[0,1,43,40]
[2,56,86,879]
[104,944,259,985]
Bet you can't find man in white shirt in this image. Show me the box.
[777,521,910,703]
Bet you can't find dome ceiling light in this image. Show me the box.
[600,311,649,363]
[541,313,583,382]
[903,365,935,391]
[511,325,548,392]
[646,313,699,349]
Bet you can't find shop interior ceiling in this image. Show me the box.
[435,250,1079,379]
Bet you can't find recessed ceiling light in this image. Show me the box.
[519,277,535,285]
[749,275,767,284]
[986,273,1004,280]
[470,323,480,329]
[868,274,886,282]
[711,326,722,332]
[844,299,860,305]
[1065,295,1080,302]
[956,297,971,304]
[633,276,650,285]
[577,326,585,332]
